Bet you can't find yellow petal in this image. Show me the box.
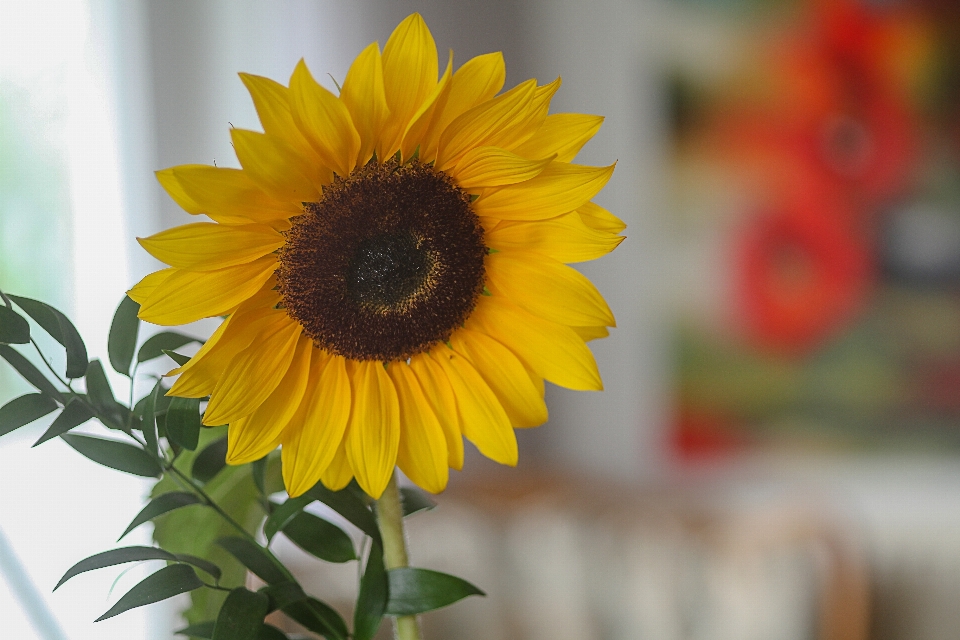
[485,211,624,263]
[288,59,361,177]
[379,13,439,159]
[572,325,610,342]
[127,268,175,305]
[503,77,562,152]
[226,337,313,464]
[230,129,321,202]
[434,79,536,171]
[156,169,202,214]
[429,347,517,466]
[388,362,448,493]
[467,295,602,391]
[408,353,464,470]
[400,50,453,162]
[137,222,284,271]
[345,361,400,499]
[172,165,301,224]
[486,250,615,327]
[282,352,352,497]
[340,42,390,167]
[577,201,626,234]
[320,436,354,491]
[433,52,506,137]
[450,329,547,428]
[512,113,604,163]
[474,161,615,221]
[452,146,554,190]
[138,256,277,326]
[203,317,302,425]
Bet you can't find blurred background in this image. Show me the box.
[3,0,960,638]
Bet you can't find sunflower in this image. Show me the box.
[129,13,623,499]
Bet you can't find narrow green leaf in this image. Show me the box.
[33,397,94,446]
[212,588,269,640]
[0,393,59,438]
[0,305,30,344]
[166,396,201,450]
[307,484,381,545]
[55,546,176,590]
[385,567,485,615]
[216,537,289,585]
[400,486,436,517]
[174,554,222,583]
[0,344,64,402]
[8,295,88,378]
[282,512,356,563]
[163,349,191,366]
[108,296,141,376]
[62,433,162,477]
[95,564,203,621]
[138,331,200,363]
[263,496,312,543]
[192,436,228,483]
[175,621,216,638]
[354,543,387,640]
[120,492,202,540]
[257,624,288,640]
[251,456,268,496]
[259,584,346,640]
[140,380,162,457]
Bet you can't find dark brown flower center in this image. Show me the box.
[277,158,486,362]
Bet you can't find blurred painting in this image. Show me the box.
[669,0,960,455]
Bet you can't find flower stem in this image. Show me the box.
[376,471,422,640]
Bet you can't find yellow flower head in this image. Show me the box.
[130,13,623,499]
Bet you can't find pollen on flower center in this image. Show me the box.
[277,158,487,362]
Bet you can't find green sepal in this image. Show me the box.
[95,564,203,622]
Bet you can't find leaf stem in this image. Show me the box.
[376,471,422,640]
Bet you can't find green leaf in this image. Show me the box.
[259,584,346,640]
[175,621,215,638]
[212,588,269,640]
[108,296,141,376]
[61,433,162,477]
[120,492,203,540]
[95,564,203,622]
[33,397,95,446]
[216,537,289,585]
[282,512,356,563]
[138,331,200,363]
[0,344,65,402]
[354,543,387,640]
[140,380,162,457]
[0,393,59,438]
[263,495,312,543]
[84,359,128,430]
[400,486,436,517]
[55,546,177,590]
[0,305,30,344]
[257,624,288,640]
[385,567,485,615]
[192,436,228,483]
[307,483,381,545]
[174,554,222,582]
[8,295,88,378]
[163,349,192,366]
[166,396,201,450]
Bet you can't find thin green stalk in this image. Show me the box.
[376,471,422,640]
